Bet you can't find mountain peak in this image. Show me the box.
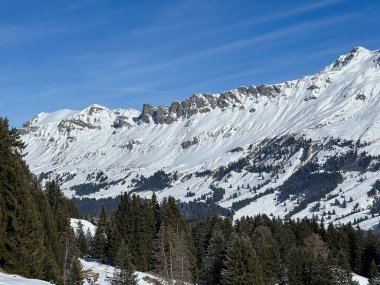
[330,46,372,70]
[27,109,78,127]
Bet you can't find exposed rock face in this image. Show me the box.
[156,105,169,124]
[23,121,31,128]
[332,46,368,69]
[87,105,104,115]
[256,84,280,97]
[181,137,199,149]
[58,119,100,132]
[307,85,320,90]
[138,83,282,124]
[140,104,155,123]
[112,116,132,128]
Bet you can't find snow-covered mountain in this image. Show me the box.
[20,47,380,227]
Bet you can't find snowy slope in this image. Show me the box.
[81,259,171,285]
[20,47,380,224]
[0,272,51,285]
[71,218,97,236]
[352,273,369,285]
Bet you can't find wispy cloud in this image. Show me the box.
[228,0,345,29]
[115,11,362,78]
[104,87,153,93]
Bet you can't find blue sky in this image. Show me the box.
[0,0,379,127]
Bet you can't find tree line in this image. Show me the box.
[2,115,380,285]
[82,192,380,285]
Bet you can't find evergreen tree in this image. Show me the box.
[76,220,89,257]
[45,180,79,284]
[369,260,380,285]
[252,225,280,284]
[92,205,108,259]
[201,229,227,285]
[221,235,264,285]
[67,257,84,285]
[153,223,193,284]
[112,240,138,285]
[0,118,47,278]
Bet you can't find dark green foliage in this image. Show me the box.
[71,196,121,216]
[153,223,194,284]
[252,226,280,284]
[213,158,249,181]
[0,118,45,278]
[92,206,108,259]
[112,240,138,285]
[278,167,343,203]
[201,229,227,285]
[368,188,378,197]
[131,170,172,192]
[208,185,225,203]
[0,117,82,284]
[324,151,375,173]
[67,257,84,285]
[71,182,105,196]
[221,235,264,285]
[180,201,232,221]
[76,221,89,257]
[70,178,124,196]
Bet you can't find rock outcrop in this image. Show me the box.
[138,83,282,124]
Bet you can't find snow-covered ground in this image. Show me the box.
[71,218,97,236]
[0,262,370,285]
[0,272,51,285]
[352,273,369,285]
[81,259,166,285]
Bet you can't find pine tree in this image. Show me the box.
[221,235,264,285]
[112,240,138,285]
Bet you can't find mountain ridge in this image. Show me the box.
[20,46,380,227]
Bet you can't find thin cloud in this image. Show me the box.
[105,87,153,93]
[116,11,362,78]
[222,0,346,32]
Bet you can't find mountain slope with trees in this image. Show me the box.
[19,47,380,226]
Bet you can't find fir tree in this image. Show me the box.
[0,118,47,278]
[252,226,280,284]
[153,223,193,284]
[66,257,84,285]
[76,220,89,257]
[92,205,108,259]
[112,240,138,285]
[369,260,380,285]
[221,235,264,285]
[201,229,227,285]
